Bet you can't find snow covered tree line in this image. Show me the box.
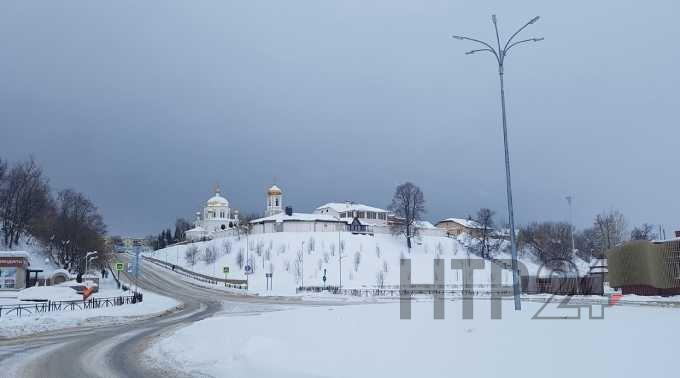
[0,156,109,272]
[145,218,193,250]
[518,209,656,266]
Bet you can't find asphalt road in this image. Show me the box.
[0,257,327,378]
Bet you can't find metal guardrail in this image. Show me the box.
[296,286,513,297]
[142,255,247,290]
[0,293,143,319]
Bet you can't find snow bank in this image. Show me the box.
[147,299,680,378]
[0,291,179,338]
[17,286,81,301]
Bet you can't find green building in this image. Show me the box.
[607,238,680,296]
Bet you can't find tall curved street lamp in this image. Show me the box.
[452,15,543,311]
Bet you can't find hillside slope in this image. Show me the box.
[146,232,589,295]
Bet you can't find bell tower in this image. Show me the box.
[266,185,283,216]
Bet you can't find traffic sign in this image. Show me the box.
[115,262,124,271]
[223,266,230,274]
[244,265,253,275]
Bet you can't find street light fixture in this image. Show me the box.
[451,15,543,311]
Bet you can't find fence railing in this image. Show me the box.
[296,286,514,297]
[142,255,247,290]
[0,293,143,319]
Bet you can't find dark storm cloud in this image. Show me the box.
[1,0,678,236]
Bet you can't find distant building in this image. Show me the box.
[315,202,388,225]
[250,207,345,234]
[415,221,447,237]
[186,186,240,241]
[0,251,30,290]
[607,238,680,296]
[435,218,485,237]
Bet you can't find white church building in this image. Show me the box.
[185,187,240,241]
[250,185,345,234]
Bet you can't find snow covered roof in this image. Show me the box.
[251,212,343,224]
[186,226,206,232]
[416,221,437,229]
[0,251,31,259]
[267,185,282,195]
[316,202,387,213]
[437,218,485,229]
[207,193,229,207]
[653,237,680,244]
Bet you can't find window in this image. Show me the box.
[357,211,365,219]
[379,213,386,220]
[275,198,279,206]
[0,268,17,289]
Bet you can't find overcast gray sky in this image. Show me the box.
[1,1,678,237]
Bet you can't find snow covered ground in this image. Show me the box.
[147,298,680,378]
[1,236,60,273]
[146,232,591,295]
[0,275,179,338]
[0,291,178,338]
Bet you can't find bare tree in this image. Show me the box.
[173,218,192,241]
[222,240,232,255]
[574,227,597,262]
[50,189,107,271]
[0,157,51,248]
[593,210,627,256]
[518,221,573,268]
[185,245,199,266]
[353,251,362,272]
[294,249,304,285]
[388,182,426,251]
[630,223,657,241]
[375,270,385,288]
[461,208,501,259]
[236,247,245,269]
[202,246,218,264]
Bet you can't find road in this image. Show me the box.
[0,257,330,378]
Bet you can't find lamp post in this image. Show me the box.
[565,195,576,254]
[338,227,342,289]
[452,15,543,311]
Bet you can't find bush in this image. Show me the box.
[376,270,385,288]
[185,246,199,266]
[222,240,232,255]
[202,246,218,264]
[236,248,245,269]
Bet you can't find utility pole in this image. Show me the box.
[338,228,342,289]
[565,196,576,254]
[452,15,543,311]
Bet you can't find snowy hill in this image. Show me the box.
[1,235,60,272]
[145,232,590,295]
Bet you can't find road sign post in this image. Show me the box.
[223,266,229,286]
[115,262,124,289]
[322,268,327,289]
